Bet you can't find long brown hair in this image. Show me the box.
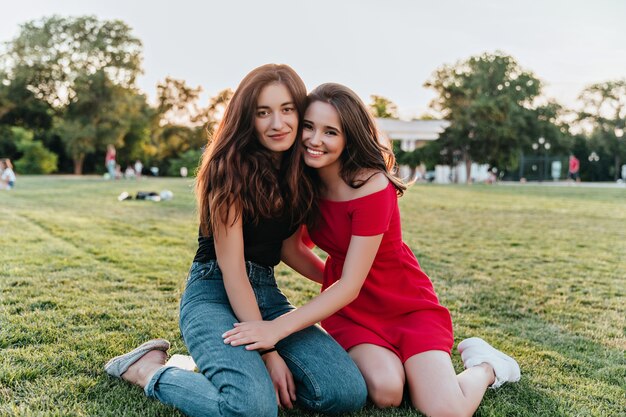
[306,83,406,195]
[195,64,313,236]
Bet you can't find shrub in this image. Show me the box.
[15,138,58,174]
[166,149,202,177]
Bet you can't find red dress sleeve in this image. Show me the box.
[350,184,395,236]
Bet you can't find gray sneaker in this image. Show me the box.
[104,339,170,378]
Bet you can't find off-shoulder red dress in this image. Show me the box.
[309,183,454,362]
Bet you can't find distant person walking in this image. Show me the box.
[568,154,580,183]
[105,144,117,179]
[0,158,16,190]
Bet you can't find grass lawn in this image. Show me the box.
[1,176,624,417]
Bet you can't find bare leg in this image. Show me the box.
[404,350,493,417]
[121,350,168,388]
[349,344,405,408]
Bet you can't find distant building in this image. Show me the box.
[375,118,450,151]
[374,118,490,183]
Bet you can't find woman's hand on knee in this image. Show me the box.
[263,352,296,409]
[222,320,283,350]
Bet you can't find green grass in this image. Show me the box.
[1,176,624,417]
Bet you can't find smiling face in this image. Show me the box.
[254,82,299,154]
[302,101,346,172]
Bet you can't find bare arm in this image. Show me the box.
[280,227,325,284]
[274,233,382,335]
[213,207,262,322]
[224,233,383,350]
[215,206,296,407]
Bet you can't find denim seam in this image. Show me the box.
[186,261,216,287]
[143,365,176,397]
[279,350,322,408]
[196,262,216,280]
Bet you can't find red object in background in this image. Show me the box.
[301,225,315,248]
[569,155,580,173]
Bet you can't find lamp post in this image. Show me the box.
[615,127,624,181]
[588,151,600,182]
[532,137,551,181]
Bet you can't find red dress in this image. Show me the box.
[309,183,454,362]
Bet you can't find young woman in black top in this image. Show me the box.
[105,64,366,417]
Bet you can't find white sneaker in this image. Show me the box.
[165,354,198,372]
[458,337,520,389]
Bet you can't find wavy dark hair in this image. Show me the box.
[306,83,406,196]
[196,64,314,236]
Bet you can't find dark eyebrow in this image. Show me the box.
[256,101,295,109]
[303,118,341,133]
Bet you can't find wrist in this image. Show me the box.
[273,316,294,340]
[259,347,277,356]
[261,349,279,362]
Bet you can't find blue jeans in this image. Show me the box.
[145,260,367,417]
[106,160,116,177]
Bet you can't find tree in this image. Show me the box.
[156,77,204,127]
[167,148,203,177]
[577,80,626,180]
[53,118,96,174]
[1,15,144,174]
[0,72,53,131]
[150,80,233,173]
[369,95,398,119]
[0,69,53,161]
[1,15,142,107]
[51,70,150,174]
[116,95,156,166]
[425,52,542,182]
[150,78,206,170]
[200,88,234,136]
[12,127,58,174]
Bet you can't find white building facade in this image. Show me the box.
[375,118,490,183]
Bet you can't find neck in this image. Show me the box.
[317,163,345,196]
[270,152,283,169]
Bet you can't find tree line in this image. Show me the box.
[0,15,231,176]
[373,55,625,182]
[1,15,624,181]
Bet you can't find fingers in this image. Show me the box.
[277,382,293,409]
[222,323,275,350]
[223,326,255,345]
[223,333,252,346]
[287,369,296,402]
[223,336,273,351]
[276,376,294,409]
[221,324,241,339]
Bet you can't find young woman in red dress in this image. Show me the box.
[223,83,520,416]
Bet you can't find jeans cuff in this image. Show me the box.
[144,365,176,397]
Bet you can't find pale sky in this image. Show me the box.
[2,0,625,119]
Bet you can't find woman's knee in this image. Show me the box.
[295,361,367,414]
[316,375,367,413]
[279,328,367,413]
[368,375,404,408]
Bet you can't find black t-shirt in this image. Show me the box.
[193,209,298,267]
